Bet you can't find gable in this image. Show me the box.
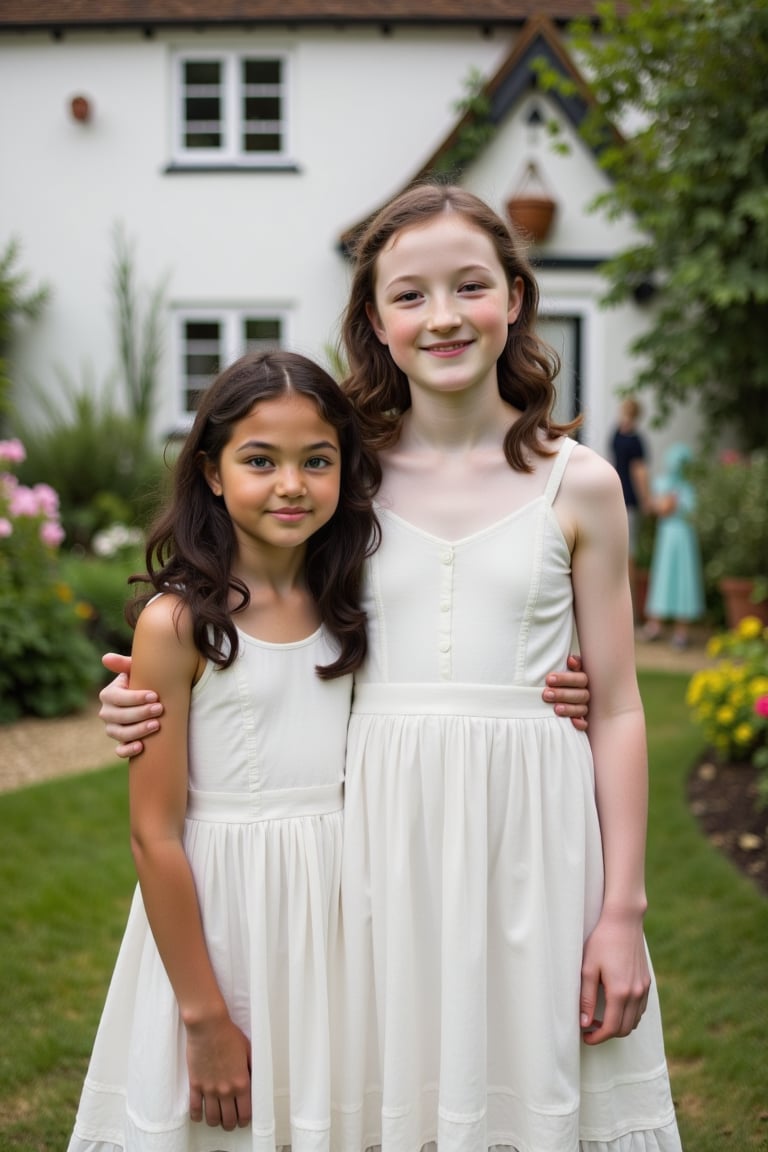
[340,15,622,250]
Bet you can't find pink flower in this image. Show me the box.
[33,483,59,518]
[0,517,12,538]
[718,449,743,466]
[755,695,768,719]
[9,484,40,517]
[0,438,26,465]
[39,519,65,548]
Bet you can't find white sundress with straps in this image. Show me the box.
[334,436,681,1152]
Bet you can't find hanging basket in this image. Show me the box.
[505,161,558,243]
[506,195,557,242]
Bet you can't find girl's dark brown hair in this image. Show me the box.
[341,181,580,470]
[128,350,380,679]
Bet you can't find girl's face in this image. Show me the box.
[203,392,341,557]
[366,211,523,400]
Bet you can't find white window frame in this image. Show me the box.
[539,294,603,449]
[172,307,290,429]
[171,49,292,167]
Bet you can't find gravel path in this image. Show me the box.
[0,635,712,796]
[0,699,116,795]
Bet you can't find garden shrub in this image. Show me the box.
[13,379,169,550]
[0,439,102,722]
[61,542,146,656]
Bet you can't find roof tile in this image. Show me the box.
[0,1,604,29]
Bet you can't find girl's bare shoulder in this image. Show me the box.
[133,591,195,649]
[560,440,622,498]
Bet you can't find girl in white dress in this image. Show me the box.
[331,184,682,1152]
[67,350,379,1152]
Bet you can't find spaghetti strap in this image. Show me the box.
[544,436,577,505]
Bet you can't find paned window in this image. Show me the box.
[174,310,285,423]
[173,52,289,165]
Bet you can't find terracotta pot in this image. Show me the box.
[718,577,768,629]
[506,195,557,242]
[70,95,91,123]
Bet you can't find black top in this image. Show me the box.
[611,429,646,508]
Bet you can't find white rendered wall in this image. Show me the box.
[1,27,508,434]
[0,23,698,464]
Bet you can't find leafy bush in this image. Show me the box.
[692,450,768,606]
[0,238,48,422]
[60,545,146,656]
[12,377,169,550]
[0,439,102,722]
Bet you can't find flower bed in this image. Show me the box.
[0,439,101,722]
[686,615,768,807]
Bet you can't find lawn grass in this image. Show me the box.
[0,766,134,1150]
[639,671,768,1150]
[0,670,766,1149]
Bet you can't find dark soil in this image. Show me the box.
[687,757,768,897]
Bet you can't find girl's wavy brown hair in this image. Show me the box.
[341,181,581,470]
[127,350,380,679]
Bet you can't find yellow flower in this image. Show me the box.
[737,615,763,640]
[749,677,768,700]
[54,581,73,603]
[734,723,755,746]
[75,601,94,620]
[688,615,768,768]
[686,674,706,706]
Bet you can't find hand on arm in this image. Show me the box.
[563,448,651,1044]
[100,652,163,758]
[128,604,251,1126]
[542,653,590,731]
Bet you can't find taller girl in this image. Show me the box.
[334,184,682,1152]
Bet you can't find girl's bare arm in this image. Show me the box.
[101,651,591,758]
[127,604,251,1127]
[559,446,651,1045]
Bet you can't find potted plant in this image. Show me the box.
[692,450,768,627]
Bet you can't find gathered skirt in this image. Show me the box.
[69,785,344,1152]
[332,684,682,1152]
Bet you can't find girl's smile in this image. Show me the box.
[422,339,474,356]
[203,392,341,559]
[367,212,522,399]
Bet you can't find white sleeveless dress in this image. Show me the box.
[69,626,351,1152]
[334,438,681,1152]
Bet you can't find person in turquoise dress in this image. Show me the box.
[643,441,705,647]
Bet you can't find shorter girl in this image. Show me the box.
[68,351,379,1152]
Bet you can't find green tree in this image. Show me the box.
[0,239,48,423]
[562,0,768,448]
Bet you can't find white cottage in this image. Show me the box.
[0,1,692,456]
